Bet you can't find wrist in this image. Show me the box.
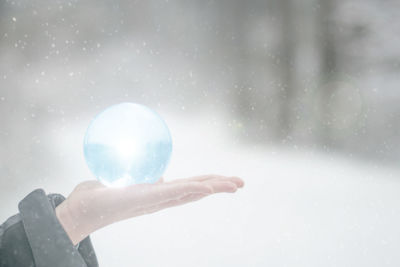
[56,200,90,245]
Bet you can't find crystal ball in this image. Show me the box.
[83,103,172,187]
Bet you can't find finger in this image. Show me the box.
[145,193,209,214]
[203,180,238,193]
[121,181,213,206]
[158,182,213,199]
[134,180,239,214]
[171,175,244,188]
[190,176,243,190]
[216,176,244,188]
[170,174,226,183]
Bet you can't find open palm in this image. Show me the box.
[56,175,244,245]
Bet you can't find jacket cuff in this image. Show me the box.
[18,189,98,267]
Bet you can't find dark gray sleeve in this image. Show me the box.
[0,189,98,267]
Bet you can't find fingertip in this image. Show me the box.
[227,184,238,193]
[206,181,238,194]
[229,176,245,188]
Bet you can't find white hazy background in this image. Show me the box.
[1,0,400,266]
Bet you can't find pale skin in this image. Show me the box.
[55,175,244,245]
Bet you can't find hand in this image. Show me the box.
[56,175,244,245]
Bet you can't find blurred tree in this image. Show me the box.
[232,0,253,138]
[276,0,296,141]
[317,0,338,147]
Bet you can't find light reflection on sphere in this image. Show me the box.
[83,103,172,187]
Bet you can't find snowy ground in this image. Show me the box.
[1,113,400,266]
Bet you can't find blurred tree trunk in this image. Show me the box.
[277,0,296,140]
[233,1,252,120]
[317,0,338,146]
[231,0,298,142]
[231,0,255,139]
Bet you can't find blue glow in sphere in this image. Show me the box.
[83,103,172,187]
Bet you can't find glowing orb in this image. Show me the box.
[83,103,172,187]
